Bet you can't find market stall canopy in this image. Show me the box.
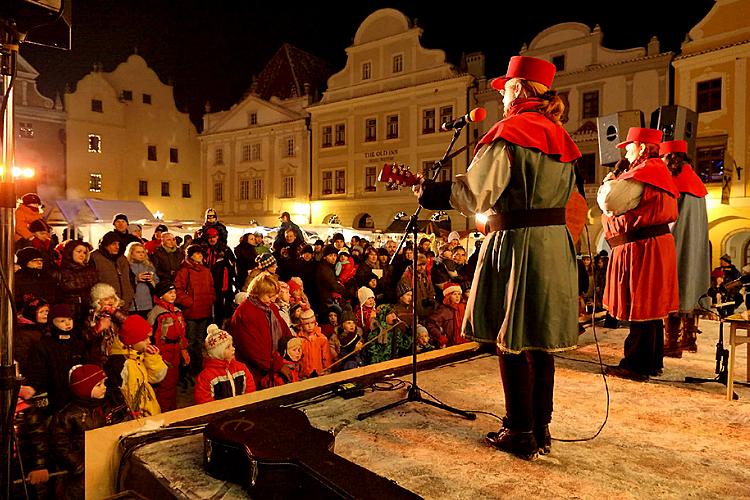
[45,199,156,225]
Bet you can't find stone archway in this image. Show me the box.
[354,212,375,229]
[322,213,340,225]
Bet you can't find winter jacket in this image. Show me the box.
[14,203,42,241]
[57,260,99,322]
[230,298,292,389]
[316,260,345,306]
[90,249,135,310]
[129,260,158,313]
[13,319,47,376]
[104,344,168,417]
[425,303,468,347]
[194,356,254,404]
[174,259,215,320]
[147,299,187,348]
[152,246,185,283]
[14,267,58,309]
[297,326,334,378]
[204,242,237,294]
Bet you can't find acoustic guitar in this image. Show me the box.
[204,406,420,499]
[378,162,589,243]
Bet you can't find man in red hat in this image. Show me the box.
[415,55,582,460]
[659,140,709,355]
[597,128,679,380]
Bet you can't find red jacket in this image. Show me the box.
[194,356,254,404]
[230,298,292,389]
[147,298,187,349]
[174,259,215,320]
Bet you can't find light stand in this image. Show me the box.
[684,297,750,399]
[358,127,475,422]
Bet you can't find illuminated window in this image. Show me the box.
[19,122,34,138]
[696,144,725,183]
[89,173,102,192]
[88,134,102,153]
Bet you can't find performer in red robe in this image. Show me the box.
[597,127,679,381]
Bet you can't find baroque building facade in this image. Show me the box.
[13,54,66,201]
[65,54,202,220]
[673,0,750,268]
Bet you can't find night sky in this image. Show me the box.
[19,1,715,128]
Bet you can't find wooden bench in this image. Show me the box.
[726,317,750,401]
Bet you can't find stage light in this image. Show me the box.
[153,210,164,220]
[8,166,34,178]
[475,213,488,227]
[394,211,406,220]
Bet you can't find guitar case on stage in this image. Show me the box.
[204,406,420,499]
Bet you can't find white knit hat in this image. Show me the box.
[358,286,375,305]
[205,324,233,359]
[90,282,118,307]
[448,231,460,242]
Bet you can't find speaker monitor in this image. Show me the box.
[596,110,644,166]
[650,105,698,158]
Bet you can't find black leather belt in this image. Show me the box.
[484,207,566,232]
[606,224,670,248]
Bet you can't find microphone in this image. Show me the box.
[441,107,487,131]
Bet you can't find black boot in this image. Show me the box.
[663,313,682,358]
[485,428,539,461]
[681,315,698,353]
[534,425,551,455]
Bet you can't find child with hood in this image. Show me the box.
[424,283,468,347]
[366,304,411,364]
[261,336,303,388]
[332,305,365,371]
[355,286,377,334]
[82,282,128,366]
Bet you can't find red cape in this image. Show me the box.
[618,158,679,198]
[476,98,581,163]
[673,164,708,197]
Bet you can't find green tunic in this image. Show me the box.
[451,141,579,353]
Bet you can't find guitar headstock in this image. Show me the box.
[378,163,419,190]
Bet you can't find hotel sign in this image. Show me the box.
[364,149,398,160]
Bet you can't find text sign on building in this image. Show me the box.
[364,149,398,161]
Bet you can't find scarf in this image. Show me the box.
[249,296,283,352]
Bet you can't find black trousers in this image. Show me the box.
[620,319,664,375]
[498,349,555,432]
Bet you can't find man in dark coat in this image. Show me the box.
[152,232,184,283]
[111,213,140,256]
[316,245,345,307]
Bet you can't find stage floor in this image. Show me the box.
[131,320,750,499]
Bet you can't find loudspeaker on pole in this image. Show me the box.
[596,110,644,166]
[650,105,698,160]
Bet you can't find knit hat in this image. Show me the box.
[69,364,106,399]
[90,283,117,305]
[300,308,316,322]
[340,304,356,324]
[720,254,732,264]
[119,315,151,346]
[154,224,168,233]
[112,213,129,224]
[443,283,462,298]
[205,324,233,359]
[234,291,248,305]
[358,286,375,305]
[287,278,303,295]
[332,233,345,243]
[338,248,350,256]
[28,219,50,234]
[21,193,42,206]
[377,247,389,257]
[351,245,364,254]
[314,239,325,246]
[206,227,219,237]
[448,231,460,243]
[100,231,120,247]
[256,252,276,270]
[16,247,43,268]
[186,244,203,259]
[154,280,176,298]
[322,244,338,258]
[21,296,48,322]
[128,223,142,233]
[49,303,74,321]
[397,280,412,298]
[301,244,314,255]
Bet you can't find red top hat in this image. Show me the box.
[659,140,688,156]
[616,127,663,148]
[491,56,556,91]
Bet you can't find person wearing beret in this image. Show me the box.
[597,127,679,381]
[415,56,583,460]
[659,140,710,356]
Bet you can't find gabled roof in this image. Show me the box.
[248,43,332,101]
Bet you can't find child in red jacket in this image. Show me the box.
[195,324,254,404]
[147,281,189,411]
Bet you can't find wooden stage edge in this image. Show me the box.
[86,342,484,498]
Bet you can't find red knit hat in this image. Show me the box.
[69,364,106,399]
[119,315,151,346]
[616,127,663,148]
[659,140,688,156]
[287,278,302,295]
[491,56,556,91]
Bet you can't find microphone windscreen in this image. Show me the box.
[469,107,487,123]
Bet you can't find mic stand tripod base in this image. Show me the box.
[357,384,476,421]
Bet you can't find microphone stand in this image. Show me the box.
[358,127,476,421]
